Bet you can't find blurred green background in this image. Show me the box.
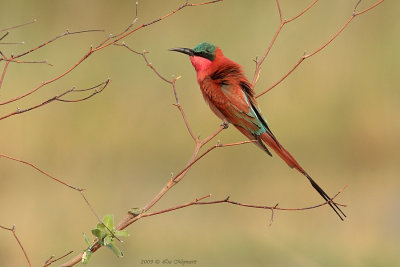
[1,0,399,266]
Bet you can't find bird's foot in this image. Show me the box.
[221,121,229,129]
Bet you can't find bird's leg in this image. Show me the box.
[220,121,229,129]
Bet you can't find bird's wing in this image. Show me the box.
[219,81,275,137]
[204,78,276,155]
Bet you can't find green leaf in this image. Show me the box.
[104,235,113,246]
[129,208,142,216]
[103,214,114,230]
[91,228,104,240]
[96,223,107,233]
[107,243,124,258]
[114,230,130,237]
[82,250,92,264]
[83,232,91,246]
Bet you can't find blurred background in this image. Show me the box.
[0,0,399,266]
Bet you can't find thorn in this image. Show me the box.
[170,172,174,177]
[109,33,113,38]
[122,41,126,45]
[33,18,38,22]
[175,75,182,80]
[16,107,21,113]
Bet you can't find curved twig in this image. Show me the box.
[256,0,385,98]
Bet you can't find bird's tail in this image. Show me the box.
[260,132,346,220]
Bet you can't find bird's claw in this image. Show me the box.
[221,121,229,129]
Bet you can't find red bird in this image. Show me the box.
[170,42,345,220]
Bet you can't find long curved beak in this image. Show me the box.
[169,47,194,56]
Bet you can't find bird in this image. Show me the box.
[169,42,345,220]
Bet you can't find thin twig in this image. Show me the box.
[0,31,9,41]
[79,192,121,243]
[251,0,319,88]
[0,153,83,191]
[12,29,104,60]
[0,225,32,267]
[42,251,74,267]
[198,185,347,211]
[0,19,37,32]
[1,1,221,108]
[0,60,10,89]
[0,42,25,45]
[139,185,346,222]
[0,79,109,120]
[115,42,198,142]
[256,0,385,98]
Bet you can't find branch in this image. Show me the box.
[0,19,37,32]
[0,152,114,238]
[114,42,198,142]
[0,225,32,267]
[255,0,385,98]
[0,60,10,89]
[42,251,74,267]
[0,79,110,121]
[0,0,222,107]
[142,185,347,226]
[0,153,83,191]
[251,0,320,88]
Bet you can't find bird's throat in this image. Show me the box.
[190,56,213,82]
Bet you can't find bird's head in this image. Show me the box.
[170,42,220,72]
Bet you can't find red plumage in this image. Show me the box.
[172,43,345,220]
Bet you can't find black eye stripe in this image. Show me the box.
[194,51,214,61]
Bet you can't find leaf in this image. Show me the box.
[103,214,114,230]
[129,208,142,216]
[96,223,107,233]
[114,230,130,237]
[107,243,124,258]
[91,228,104,240]
[83,232,91,246]
[104,235,113,246]
[82,250,92,264]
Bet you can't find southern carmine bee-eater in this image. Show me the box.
[170,42,346,220]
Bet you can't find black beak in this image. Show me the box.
[169,47,194,56]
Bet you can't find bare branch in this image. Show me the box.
[0,153,83,191]
[12,29,104,60]
[0,31,9,41]
[115,42,199,142]
[0,225,32,267]
[0,60,10,89]
[251,0,319,87]
[138,185,347,225]
[0,19,37,32]
[255,0,385,98]
[0,79,109,120]
[0,1,222,109]
[42,251,74,267]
